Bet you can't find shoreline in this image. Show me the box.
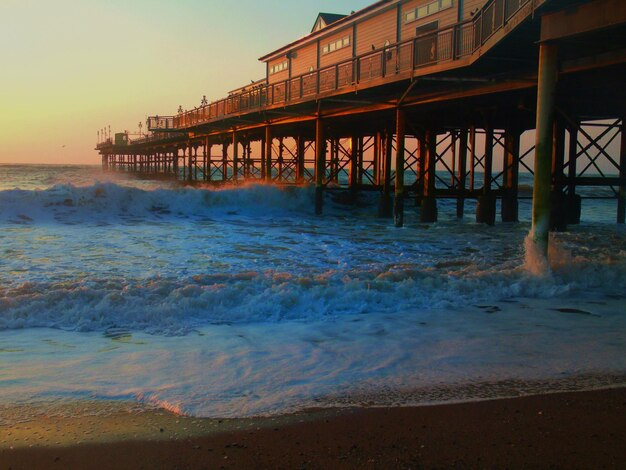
[2,387,624,469]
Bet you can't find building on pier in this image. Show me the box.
[97,0,626,243]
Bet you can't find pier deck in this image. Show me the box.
[97,0,626,228]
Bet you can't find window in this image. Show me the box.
[270,60,289,75]
[321,35,351,55]
[404,0,453,23]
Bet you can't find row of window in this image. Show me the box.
[269,60,289,75]
[404,0,453,23]
[271,1,452,75]
[321,35,351,55]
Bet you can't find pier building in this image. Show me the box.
[97,0,626,254]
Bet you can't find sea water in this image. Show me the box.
[0,164,625,421]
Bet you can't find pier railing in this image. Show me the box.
[148,0,532,132]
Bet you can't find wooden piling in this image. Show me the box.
[232,133,239,184]
[532,41,559,258]
[378,129,393,218]
[476,126,495,225]
[617,117,626,224]
[567,126,581,224]
[265,126,272,182]
[222,143,229,182]
[394,108,406,227]
[349,135,359,201]
[550,121,567,231]
[456,128,468,218]
[502,129,520,222]
[315,118,325,215]
[296,135,305,184]
[420,129,437,223]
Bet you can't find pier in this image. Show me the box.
[97,0,626,248]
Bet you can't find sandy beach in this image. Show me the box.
[2,387,625,469]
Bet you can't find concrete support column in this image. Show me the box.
[532,41,559,258]
[315,118,326,215]
[456,128,468,218]
[501,129,520,222]
[420,130,438,223]
[394,108,406,227]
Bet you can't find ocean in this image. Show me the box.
[0,164,625,423]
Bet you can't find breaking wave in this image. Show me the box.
[0,182,317,224]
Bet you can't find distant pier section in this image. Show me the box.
[97,0,626,234]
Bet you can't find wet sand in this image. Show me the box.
[2,387,625,469]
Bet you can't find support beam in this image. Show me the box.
[420,130,438,222]
[173,148,179,179]
[550,121,567,231]
[278,137,284,182]
[315,118,326,215]
[188,145,194,182]
[373,132,381,186]
[532,41,559,258]
[222,143,229,182]
[265,126,272,182]
[457,128,468,218]
[619,117,626,223]
[476,127,495,225]
[394,108,406,227]
[232,133,239,184]
[502,129,520,222]
[296,135,305,184]
[349,135,359,201]
[378,129,393,218]
[566,126,581,224]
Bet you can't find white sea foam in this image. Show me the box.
[0,166,625,420]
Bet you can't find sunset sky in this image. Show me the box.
[0,0,372,164]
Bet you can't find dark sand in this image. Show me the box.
[2,388,625,469]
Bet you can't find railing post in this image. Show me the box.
[316,69,321,95]
[335,64,339,90]
[452,25,458,60]
[382,51,387,77]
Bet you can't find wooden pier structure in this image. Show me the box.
[97,0,626,253]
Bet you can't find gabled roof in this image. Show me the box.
[259,0,394,63]
[312,13,348,33]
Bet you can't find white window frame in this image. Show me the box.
[404,0,453,24]
[269,60,289,75]
[321,35,351,55]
